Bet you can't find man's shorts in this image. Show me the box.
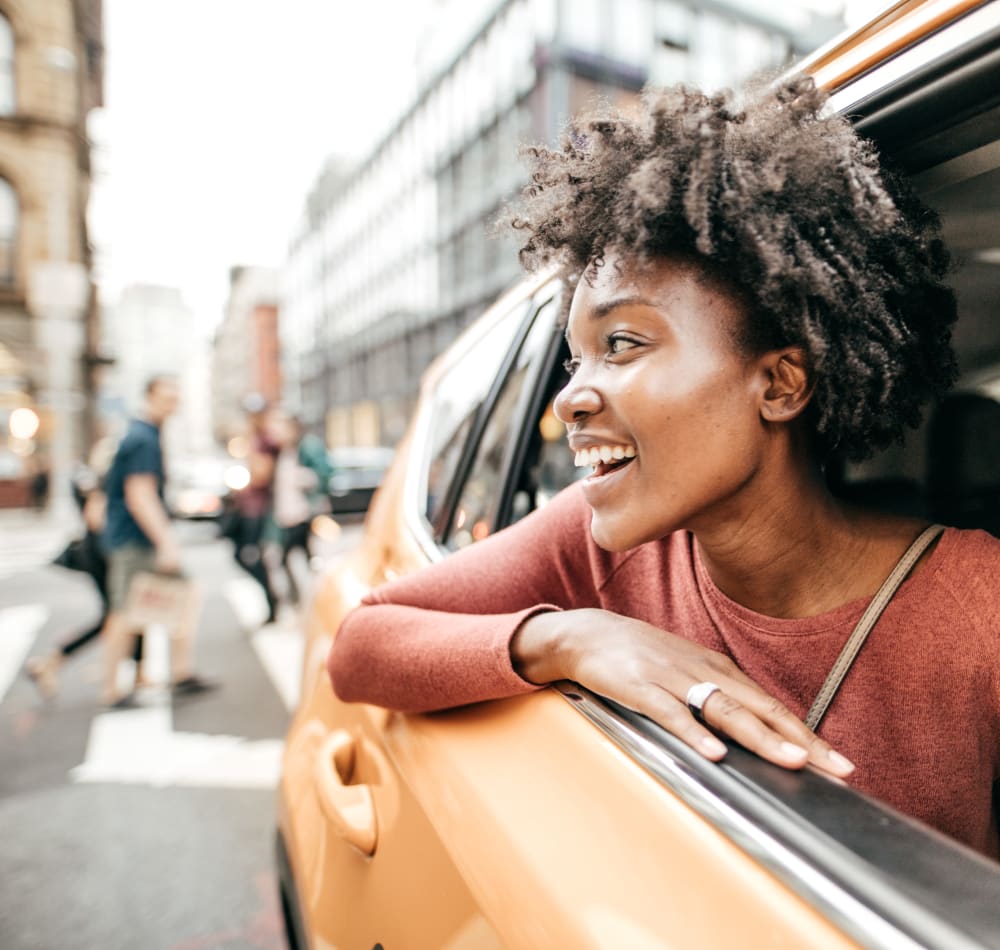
[107,544,157,611]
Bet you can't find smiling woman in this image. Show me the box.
[327,75,1000,859]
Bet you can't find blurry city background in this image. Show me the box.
[0,0,866,514]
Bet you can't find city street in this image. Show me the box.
[0,512,361,950]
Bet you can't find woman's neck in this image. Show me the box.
[692,461,920,619]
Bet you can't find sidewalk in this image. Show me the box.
[0,507,81,581]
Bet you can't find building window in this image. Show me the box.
[0,178,16,286]
[0,15,13,115]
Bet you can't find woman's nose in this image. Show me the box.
[553,370,603,424]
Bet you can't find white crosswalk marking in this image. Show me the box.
[70,582,296,790]
[0,540,62,580]
[5,570,303,790]
[0,512,75,580]
[224,577,304,712]
[0,604,50,702]
[251,627,303,712]
[223,575,270,629]
[70,702,284,789]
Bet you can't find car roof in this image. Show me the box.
[796,0,985,91]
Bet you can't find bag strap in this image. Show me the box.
[804,523,946,732]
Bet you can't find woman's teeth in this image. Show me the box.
[573,445,637,468]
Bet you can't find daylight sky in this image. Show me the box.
[90,0,876,334]
[90,0,423,331]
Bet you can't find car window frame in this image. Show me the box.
[434,287,563,548]
[441,288,564,550]
[829,4,1000,174]
[494,291,572,531]
[422,298,534,536]
[562,683,1000,950]
[404,271,559,561]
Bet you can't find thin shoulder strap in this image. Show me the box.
[804,523,946,732]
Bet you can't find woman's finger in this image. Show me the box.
[719,683,855,777]
[632,684,729,761]
[698,689,813,769]
[608,665,822,771]
[633,681,803,770]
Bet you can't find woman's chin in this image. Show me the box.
[588,514,647,553]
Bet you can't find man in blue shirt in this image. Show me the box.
[100,375,216,706]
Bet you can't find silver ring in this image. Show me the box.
[686,681,721,719]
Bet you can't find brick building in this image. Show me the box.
[211,265,281,445]
[0,0,103,506]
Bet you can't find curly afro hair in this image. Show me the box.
[510,76,957,462]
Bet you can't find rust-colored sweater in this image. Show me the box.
[330,483,1000,856]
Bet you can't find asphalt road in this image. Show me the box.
[0,515,362,950]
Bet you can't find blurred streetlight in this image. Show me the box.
[8,406,39,440]
[224,464,250,491]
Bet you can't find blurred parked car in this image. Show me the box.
[166,456,230,521]
[326,446,394,515]
[277,3,1000,947]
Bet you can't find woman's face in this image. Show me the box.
[555,254,772,551]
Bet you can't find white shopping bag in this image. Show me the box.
[121,571,195,631]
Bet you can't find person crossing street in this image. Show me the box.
[98,375,217,707]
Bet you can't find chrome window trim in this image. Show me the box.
[826,1,1000,116]
[403,394,446,564]
[558,684,997,950]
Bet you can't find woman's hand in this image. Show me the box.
[511,608,854,778]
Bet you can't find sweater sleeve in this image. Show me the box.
[328,483,606,713]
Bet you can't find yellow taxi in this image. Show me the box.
[277,3,1000,946]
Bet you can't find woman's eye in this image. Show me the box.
[607,334,639,355]
[562,357,580,377]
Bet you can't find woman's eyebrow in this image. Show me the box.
[591,295,655,319]
[564,295,658,345]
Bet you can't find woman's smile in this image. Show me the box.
[572,444,636,469]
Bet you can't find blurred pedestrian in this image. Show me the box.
[99,375,216,707]
[25,441,146,699]
[271,413,331,608]
[229,394,280,623]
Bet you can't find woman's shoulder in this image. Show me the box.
[935,525,1000,572]
[925,526,1000,630]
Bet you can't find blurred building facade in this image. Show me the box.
[98,282,214,461]
[283,0,843,448]
[0,0,103,506]
[211,265,281,444]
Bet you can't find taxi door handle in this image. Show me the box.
[314,730,377,856]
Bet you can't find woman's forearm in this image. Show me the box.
[330,601,552,711]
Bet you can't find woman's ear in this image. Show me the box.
[758,347,814,422]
